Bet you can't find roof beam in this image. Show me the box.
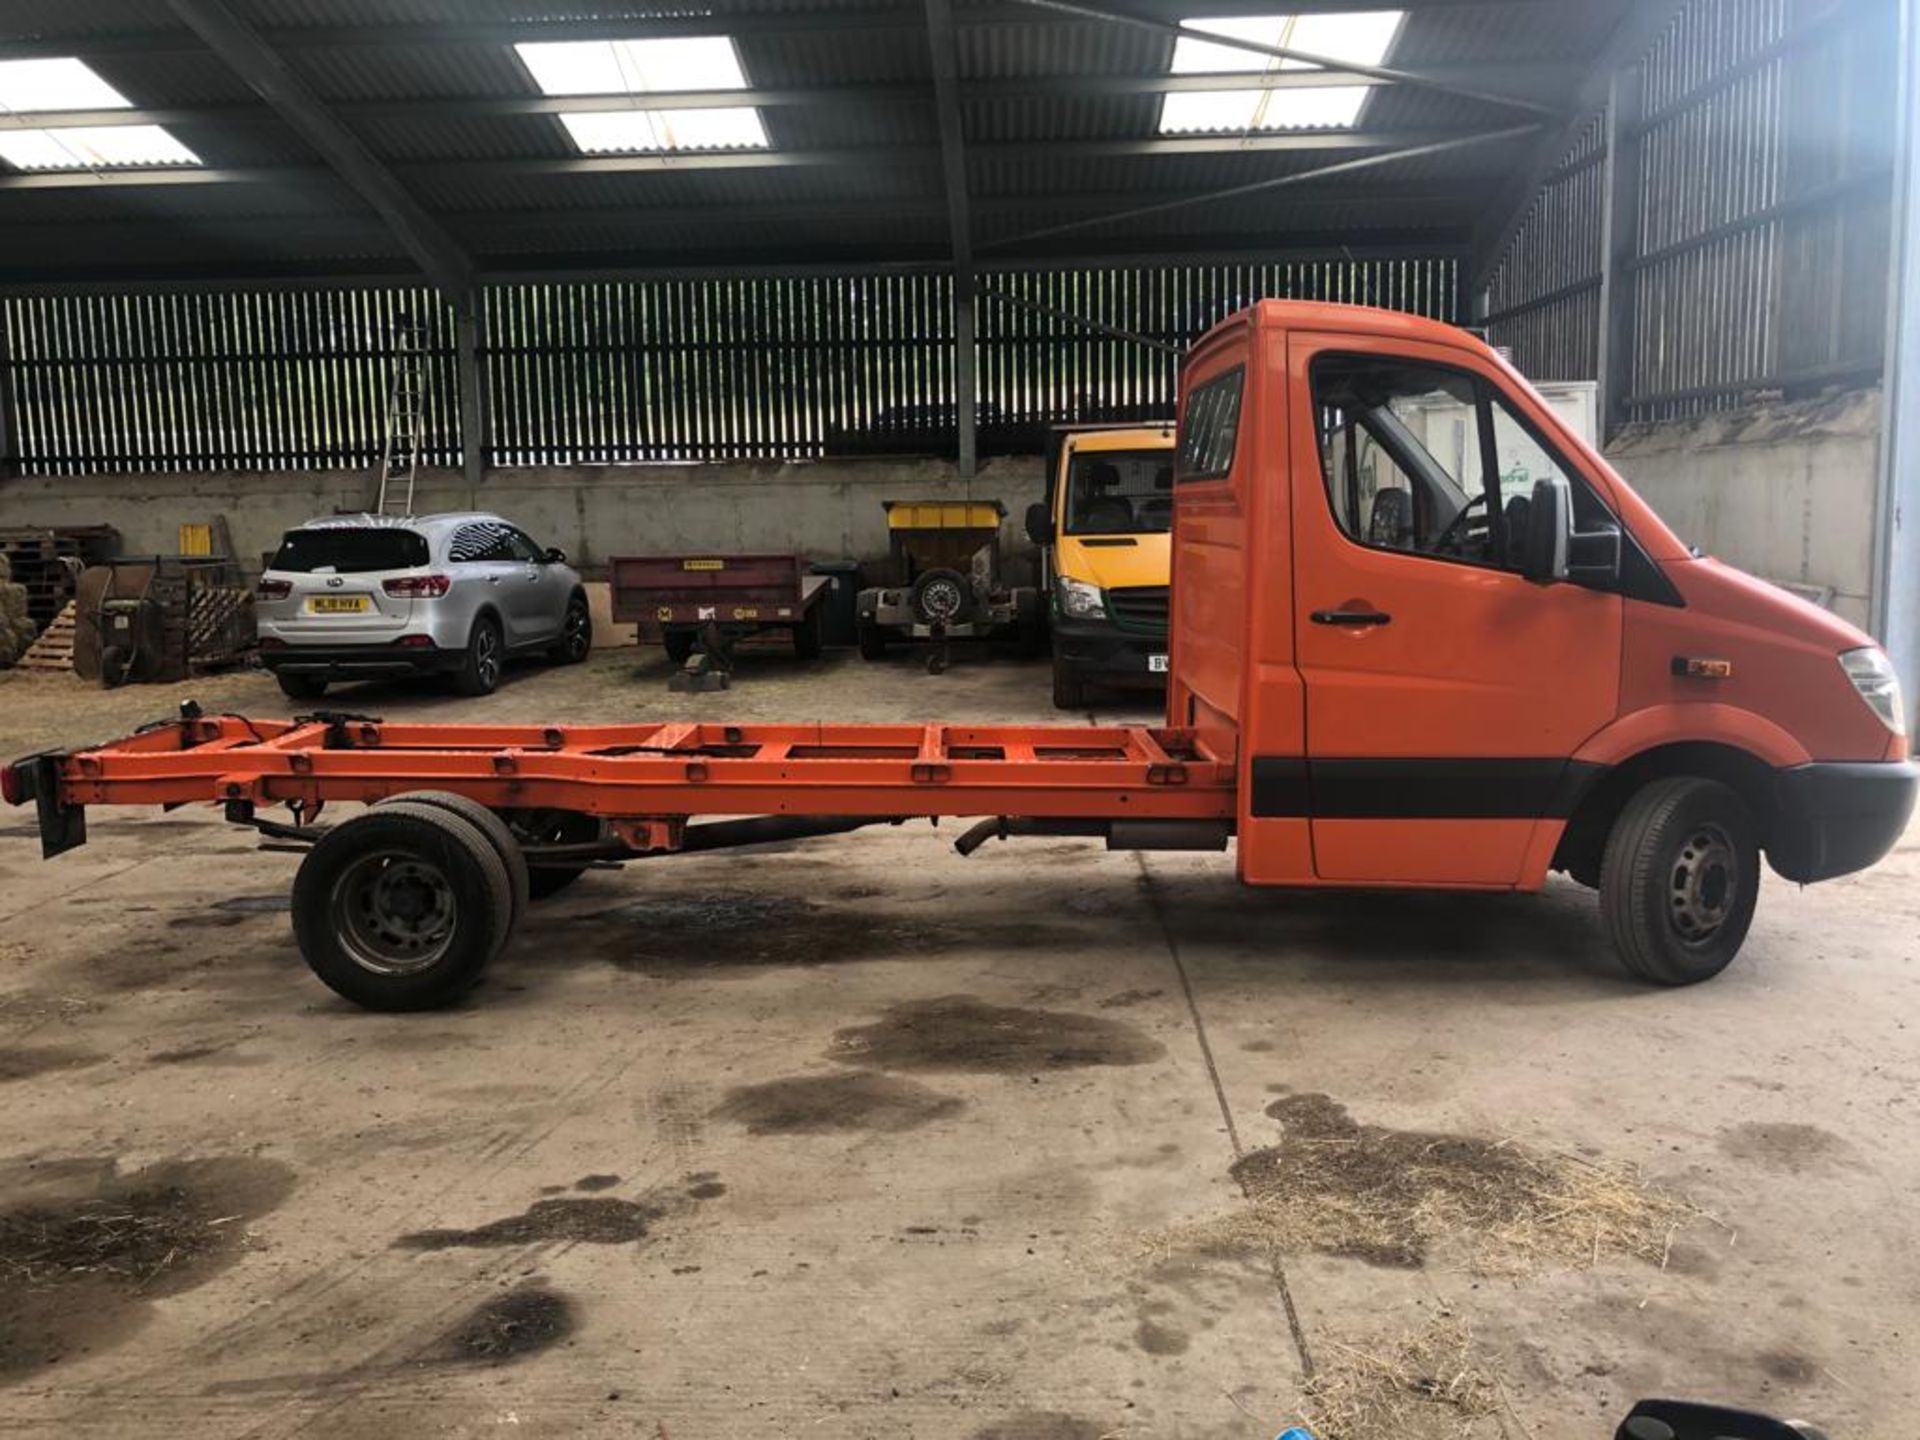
[0,127,1513,189]
[999,0,1560,118]
[161,0,473,302]
[0,63,1586,132]
[1469,0,1689,288]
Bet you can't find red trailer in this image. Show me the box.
[610,552,829,689]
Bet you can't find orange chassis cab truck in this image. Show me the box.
[6,301,1913,1012]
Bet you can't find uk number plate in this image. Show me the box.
[1148,653,1169,673]
[308,595,369,614]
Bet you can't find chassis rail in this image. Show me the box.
[7,708,1236,858]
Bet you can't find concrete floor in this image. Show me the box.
[1,642,1916,1439]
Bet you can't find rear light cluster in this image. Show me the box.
[0,764,25,807]
[256,577,292,600]
[383,574,452,598]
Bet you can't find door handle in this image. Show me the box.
[1311,608,1392,627]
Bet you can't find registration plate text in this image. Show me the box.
[308,595,370,614]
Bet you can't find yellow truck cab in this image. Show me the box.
[1025,424,1177,709]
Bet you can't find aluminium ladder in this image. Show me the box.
[372,317,430,517]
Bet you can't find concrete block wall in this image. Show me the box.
[1604,389,1881,630]
[0,455,1048,583]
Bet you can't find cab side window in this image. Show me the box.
[1312,357,1492,565]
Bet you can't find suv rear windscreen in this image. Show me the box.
[271,528,429,574]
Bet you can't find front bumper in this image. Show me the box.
[1768,759,1918,883]
[262,644,464,679]
[1051,613,1168,682]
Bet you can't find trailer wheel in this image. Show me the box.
[663,630,696,664]
[793,608,823,660]
[1600,777,1758,986]
[909,568,973,626]
[374,792,530,938]
[857,623,889,661]
[292,806,514,1011]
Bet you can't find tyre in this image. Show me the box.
[1600,777,1759,986]
[1051,657,1087,711]
[549,595,592,665]
[374,792,530,937]
[277,672,328,701]
[512,808,604,900]
[793,608,823,660]
[100,645,129,689]
[292,806,514,1011]
[857,623,889,661]
[452,614,504,697]
[908,567,973,626]
[663,630,696,664]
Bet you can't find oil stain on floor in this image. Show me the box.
[831,995,1166,1073]
[395,1197,662,1251]
[0,1156,294,1384]
[419,1283,574,1366]
[0,1045,104,1083]
[970,1412,1112,1440]
[712,1070,964,1134]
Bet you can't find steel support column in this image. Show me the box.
[1595,66,1643,446]
[925,0,977,479]
[0,303,17,478]
[1875,0,1920,721]
[457,303,487,503]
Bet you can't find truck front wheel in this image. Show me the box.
[1052,657,1087,711]
[1600,777,1758,985]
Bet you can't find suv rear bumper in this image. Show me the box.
[1768,759,1918,883]
[262,644,463,679]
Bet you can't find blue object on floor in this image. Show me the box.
[1275,1430,1317,1440]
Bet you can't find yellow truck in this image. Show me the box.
[1024,424,1176,708]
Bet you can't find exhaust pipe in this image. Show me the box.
[954,817,1229,857]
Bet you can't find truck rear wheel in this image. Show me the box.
[1600,777,1758,985]
[375,792,530,937]
[292,805,514,1011]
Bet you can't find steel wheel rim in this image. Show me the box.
[475,625,500,687]
[1669,823,1738,945]
[565,605,590,658]
[331,849,458,975]
[920,578,964,622]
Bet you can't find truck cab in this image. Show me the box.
[1170,300,1914,984]
[1026,424,1177,709]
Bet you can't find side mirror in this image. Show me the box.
[1520,476,1570,583]
[1568,521,1623,585]
[1024,502,1055,548]
[544,547,567,565]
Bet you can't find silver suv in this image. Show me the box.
[256,513,590,700]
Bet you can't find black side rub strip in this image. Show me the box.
[1250,756,1607,820]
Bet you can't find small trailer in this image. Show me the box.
[610,551,830,690]
[6,301,1913,1013]
[856,500,1040,673]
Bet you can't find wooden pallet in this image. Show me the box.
[17,601,76,673]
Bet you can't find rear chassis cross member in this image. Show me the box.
[11,712,1237,860]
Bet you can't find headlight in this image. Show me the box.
[1839,647,1906,736]
[1055,576,1105,620]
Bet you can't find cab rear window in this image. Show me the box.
[271,529,428,573]
[1177,366,1244,481]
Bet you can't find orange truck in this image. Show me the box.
[6,301,1913,1011]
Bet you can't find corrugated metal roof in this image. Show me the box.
[0,0,1644,284]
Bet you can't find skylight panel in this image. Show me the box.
[515,37,750,97]
[1160,11,1404,132]
[0,57,132,113]
[559,107,768,154]
[515,36,767,153]
[0,124,199,171]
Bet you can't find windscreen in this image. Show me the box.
[271,528,429,574]
[1063,450,1176,535]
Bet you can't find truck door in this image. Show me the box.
[1286,334,1623,886]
